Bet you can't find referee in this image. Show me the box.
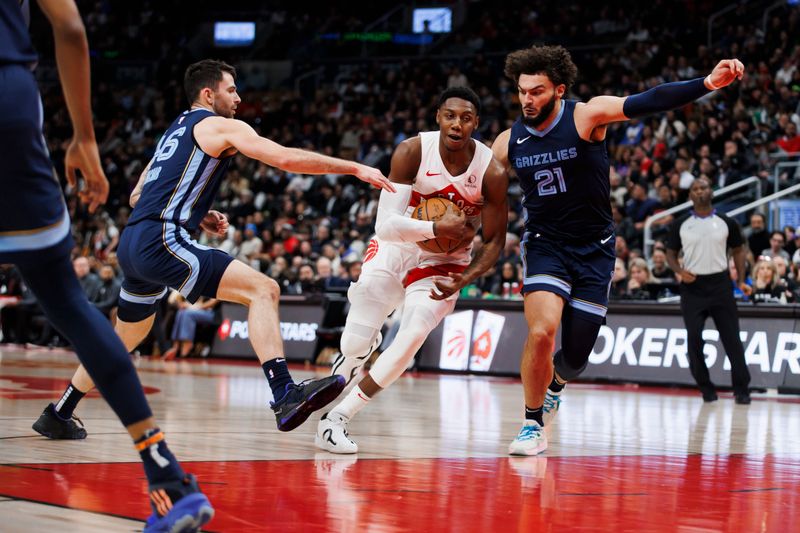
[666,177,751,404]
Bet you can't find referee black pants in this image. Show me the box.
[679,272,750,395]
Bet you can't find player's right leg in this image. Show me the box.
[510,232,570,456]
[215,259,345,431]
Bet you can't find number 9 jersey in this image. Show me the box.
[508,99,612,242]
[128,108,233,232]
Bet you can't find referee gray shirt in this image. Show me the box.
[667,210,744,275]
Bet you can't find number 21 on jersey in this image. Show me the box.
[534,166,567,196]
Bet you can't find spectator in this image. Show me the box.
[490,261,522,299]
[776,122,800,154]
[316,257,348,290]
[609,258,628,300]
[745,213,770,260]
[650,249,676,282]
[162,296,220,360]
[237,223,264,268]
[93,265,121,318]
[625,182,659,234]
[73,257,102,302]
[624,258,654,300]
[751,259,788,304]
[285,263,320,295]
[761,231,791,262]
[770,255,796,302]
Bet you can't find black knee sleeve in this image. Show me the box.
[553,307,603,381]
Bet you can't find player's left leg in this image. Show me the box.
[543,234,616,426]
[316,276,455,454]
[17,253,213,531]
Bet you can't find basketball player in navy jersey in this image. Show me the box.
[33,59,394,438]
[493,45,744,455]
[2,1,213,531]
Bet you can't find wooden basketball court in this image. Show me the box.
[1,347,798,532]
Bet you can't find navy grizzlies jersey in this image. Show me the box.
[129,109,232,231]
[0,0,37,66]
[509,100,612,241]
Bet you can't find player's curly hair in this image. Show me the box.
[504,45,578,91]
[184,59,237,103]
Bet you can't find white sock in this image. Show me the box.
[331,384,371,420]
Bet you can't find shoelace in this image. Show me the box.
[71,414,85,427]
[543,394,561,413]
[516,424,543,442]
[269,378,319,408]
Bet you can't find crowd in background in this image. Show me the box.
[2,1,800,349]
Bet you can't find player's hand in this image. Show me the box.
[679,270,697,284]
[200,210,229,237]
[453,224,477,251]
[65,136,108,213]
[433,204,466,241]
[705,59,745,90]
[354,164,396,192]
[739,282,753,296]
[430,272,465,301]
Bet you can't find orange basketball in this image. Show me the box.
[412,197,463,254]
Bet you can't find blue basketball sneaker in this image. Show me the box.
[143,474,214,533]
[271,375,346,432]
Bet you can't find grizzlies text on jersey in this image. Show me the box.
[509,99,612,242]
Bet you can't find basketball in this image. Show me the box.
[412,197,463,254]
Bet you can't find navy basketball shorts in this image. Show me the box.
[116,220,233,322]
[521,230,616,324]
[0,64,73,264]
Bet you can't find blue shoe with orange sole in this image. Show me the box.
[143,474,214,533]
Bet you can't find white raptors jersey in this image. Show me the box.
[407,131,493,265]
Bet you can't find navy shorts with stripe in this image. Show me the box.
[0,64,73,264]
[521,230,616,324]
[116,219,233,322]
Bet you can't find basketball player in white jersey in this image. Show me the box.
[315,87,509,453]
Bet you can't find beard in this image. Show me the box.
[521,92,557,128]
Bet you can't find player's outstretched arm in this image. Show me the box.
[374,138,465,243]
[219,119,394,192]
[577,59,745,130]
[38,0,108,213]
[431,157,509,300]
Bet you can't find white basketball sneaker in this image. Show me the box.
[508,420,548,456]
[542,389,562,426]
[315,412,358,454]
